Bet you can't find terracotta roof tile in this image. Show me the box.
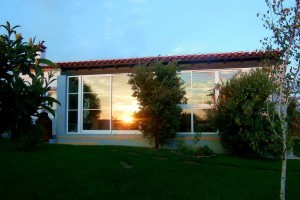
[56,50,280,69]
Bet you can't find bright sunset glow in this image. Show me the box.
[122,116,134,123]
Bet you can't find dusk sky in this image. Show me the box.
[1,0,271,62]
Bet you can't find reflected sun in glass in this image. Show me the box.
[121,116,134,123]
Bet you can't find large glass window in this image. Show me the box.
[67,74,139,133]
[82,76,110,130]
[112,75,139,130]
[66,69,250,134]
[179,71,216,132]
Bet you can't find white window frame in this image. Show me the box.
[66,68,253,135]
[80,74,112,134]
[67,76,81,133]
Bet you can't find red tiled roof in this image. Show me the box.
[56,50,280,69]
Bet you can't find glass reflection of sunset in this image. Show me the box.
[121,116,134,123]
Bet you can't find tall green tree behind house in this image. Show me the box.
[0,22,60,150]
[128,61,186,149]
[258,0,300,199]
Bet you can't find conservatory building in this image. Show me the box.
[53,51,275,153]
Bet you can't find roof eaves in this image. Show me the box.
[56,50,279,70]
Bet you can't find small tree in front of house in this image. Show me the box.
[258,1,300,199]
[128,61,186,149]
[0,22,60,150]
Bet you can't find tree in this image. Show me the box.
[0,21,60,150]
[128,61,186,149]
[259,1,300,199]
[210,69,282,157]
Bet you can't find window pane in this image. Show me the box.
[83,76,110,93]
[68,94,78,109]
[220,70,238,83]
[191,72,215,104]
[112,107,139,130]
[192,72,215,88]
[112,92,137,106]
[191,89,212,104]
[68,111,78,132]
[68,77,79,133]
[180,72,191,89]
[82,110,110,130]
[82,76,111,130]
[69,77,79,93]
[112,75,131,91]
[83,93,109,110]
[179,72,191,104]
[179,109,191,132]
[112,74,139,130]
[193,109,215,132]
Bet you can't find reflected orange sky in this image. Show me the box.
[121,116,134,123]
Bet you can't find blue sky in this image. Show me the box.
[1,0,270,62]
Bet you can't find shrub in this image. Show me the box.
[287,99,300,139]
[18,123,43,151]
[176,141,215,157]
[209,69,282,157]
[176,132,215,156]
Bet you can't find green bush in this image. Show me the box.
[287,99,300,139]
[201,145,215,156]
[18,124,43,151]
[176,133,215,156]
[209,69,282,157]
[176,140,195,156]
[176,141,215,157]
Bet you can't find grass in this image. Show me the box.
[0,139,300,200]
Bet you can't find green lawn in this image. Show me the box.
[0,139,299,200]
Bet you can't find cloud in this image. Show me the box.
[170,41,208,55]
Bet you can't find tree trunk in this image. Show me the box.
[280,153,287,200]
[277,60,288,200]
[278,119,288,200]
[280,117,287,200]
